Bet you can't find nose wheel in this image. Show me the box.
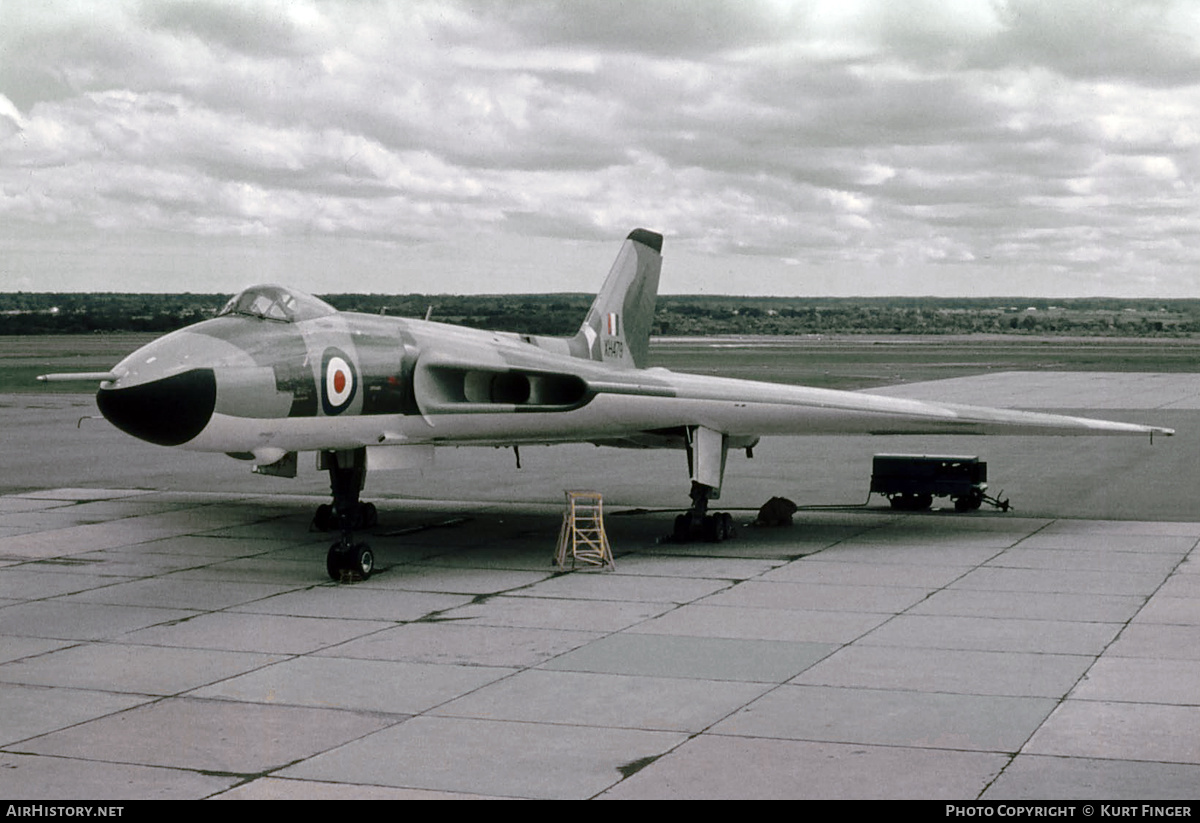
[327,540,374,581]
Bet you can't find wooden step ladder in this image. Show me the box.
[554,490,615,570]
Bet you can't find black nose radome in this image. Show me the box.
[97,369,217,447]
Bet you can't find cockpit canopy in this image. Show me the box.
[217,285,337,323]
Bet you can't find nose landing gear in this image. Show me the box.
[314,448,377,581]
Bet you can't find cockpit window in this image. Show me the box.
[217,285,336,323]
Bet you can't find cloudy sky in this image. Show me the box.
[2,0,1198,297]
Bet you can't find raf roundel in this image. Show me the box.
[320,348,358,415]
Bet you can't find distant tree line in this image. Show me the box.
[2,291,1200,337]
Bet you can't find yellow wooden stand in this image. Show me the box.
[554,490,615,569]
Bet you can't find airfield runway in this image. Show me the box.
[0,370,1197,799]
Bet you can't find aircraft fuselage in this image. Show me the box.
[96,297,1169,473]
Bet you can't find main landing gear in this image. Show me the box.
[668,426,749,543]
[673,481,736,543]
[312,447,377,581]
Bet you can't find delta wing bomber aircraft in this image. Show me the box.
[40,229,1173,580]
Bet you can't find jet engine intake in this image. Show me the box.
[415,364,590,414]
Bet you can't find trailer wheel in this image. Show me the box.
[890,493,932,511]
[954,493,983,512]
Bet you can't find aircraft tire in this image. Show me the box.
[326,543,375,580]
[314,504,334,531]
[353,545,374,578]
[673,514,692,542]
[703,514,726,543]
[359,502,378,529]
[326,544,343,580]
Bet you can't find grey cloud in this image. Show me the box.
[2,0,1199,295]
[139,0,320,59]
[454,0,801,56]
[980,0,1200,86]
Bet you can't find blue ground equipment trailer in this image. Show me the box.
[870,454,1009,512]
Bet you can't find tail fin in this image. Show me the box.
[570,229,662,369]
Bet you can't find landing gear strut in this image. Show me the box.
[313,448,377,580]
